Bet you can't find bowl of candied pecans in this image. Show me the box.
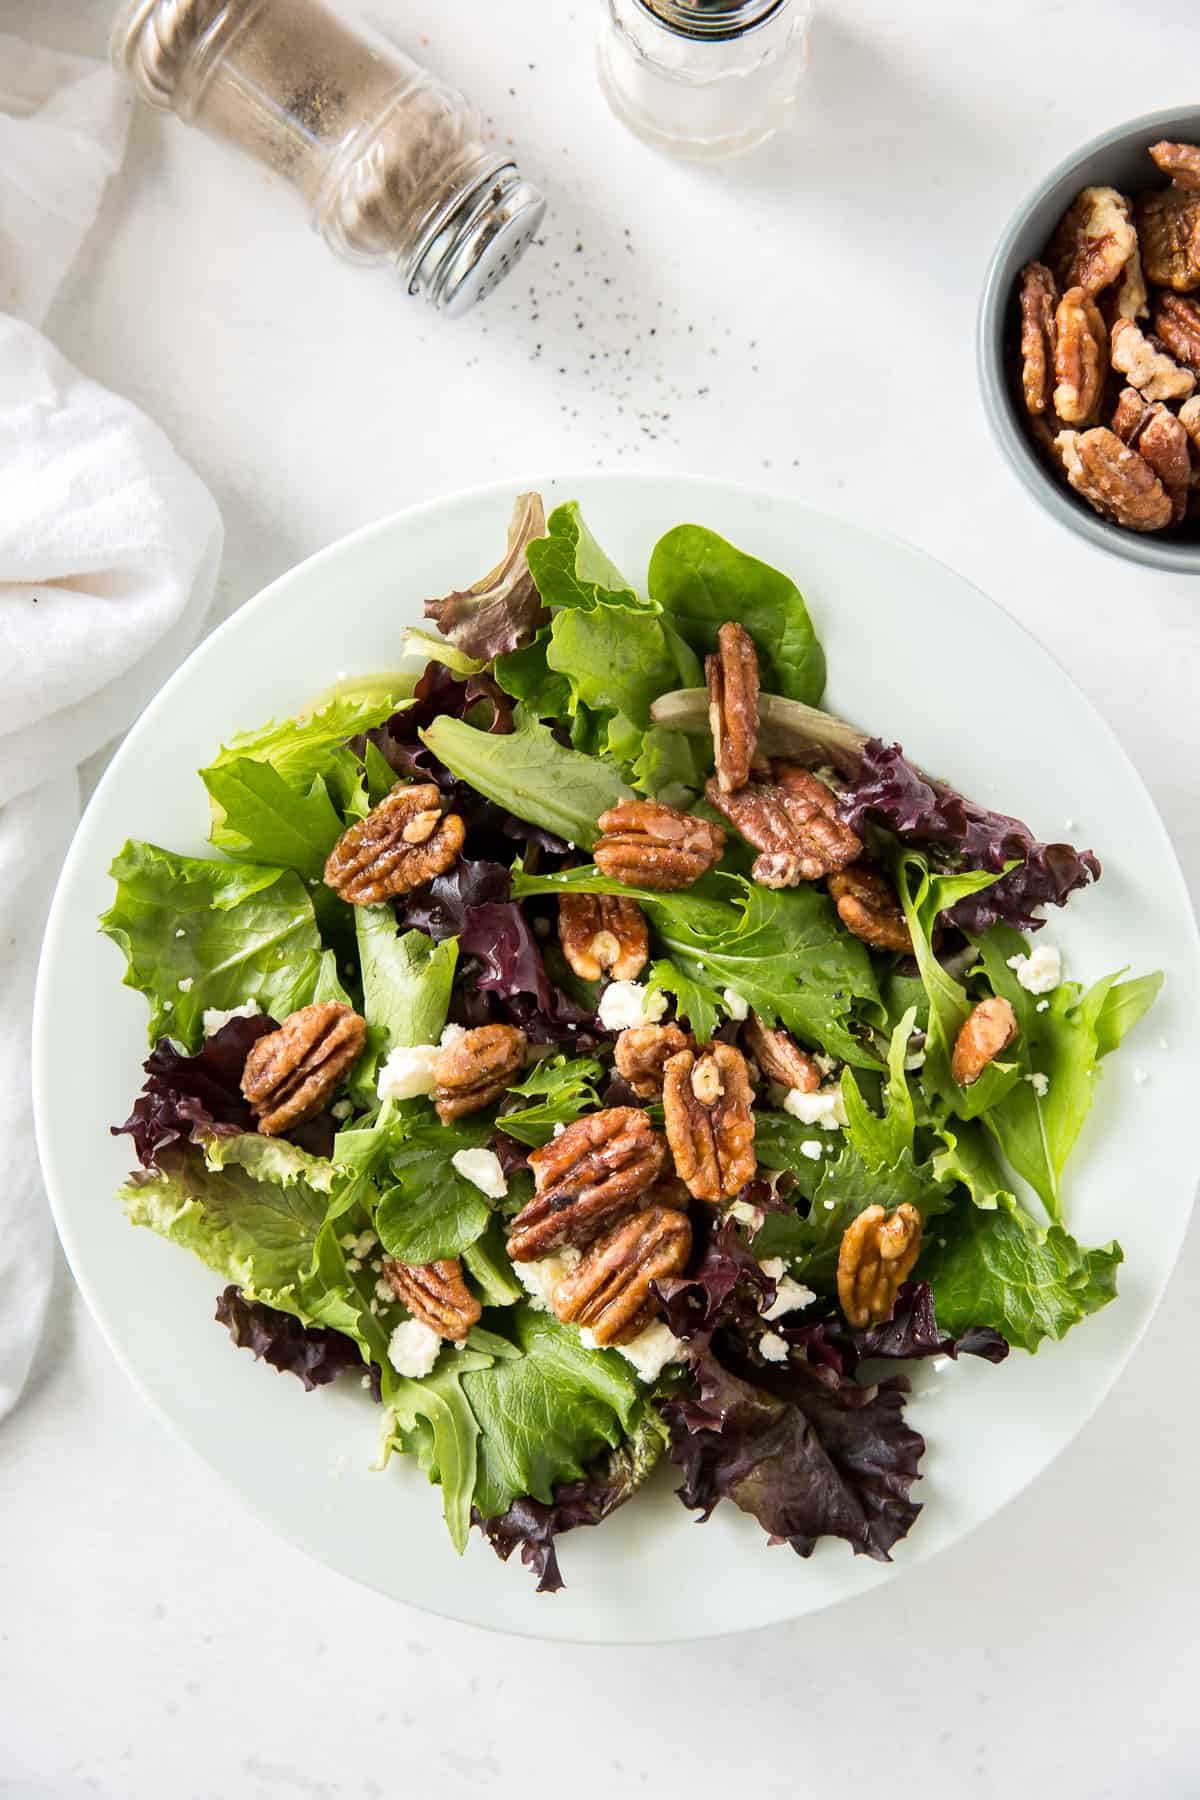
[978,107,1200,572]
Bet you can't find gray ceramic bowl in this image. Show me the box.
[978,106,1200,574]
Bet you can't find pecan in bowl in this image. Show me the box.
[613,1021,693,1099]
[553,1204,692,1345]
[1055,427,1173,532]
[593,800,725,891]
[826,865,912,953]
[662,1043,756,1202]
[241,1002,366,1135]
[558,891,647,982]
[324,782,465,904]
[950,996,1019,1088]
[383,1257,480,1341]
[435,1023,526,1122]
[705,763,861,889]
[707,620,759,794]
[508,1106,670,1260]
[741,1014,819,1094]
[837,1204,922,1329]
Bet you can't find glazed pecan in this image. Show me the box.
[613,1021,693,1099]
[434,1023,526,1123]
[1148,140,1200,194]
[1135,188,1200,292]
[1051,288,1107,425]
[1152,293,1200,371]
[553,1204,691,1346]
[508,1107,670,1260]
[324,783,465,904]
[1113,398,1192,523]
[662,1043,756,1202]
[1018,262,1058,413]
[241,1002,366,1135]
[741,1013,819,1093]
[707,620,760,793]
[1110,317,1196,402]
[1056,428,1173,531]
[593,800,725,892]
[837,1204,923,1330]
[557,891,648,982]
[705,763,861,888]
[1181,395,1200,458]
[382,1257,480,1341]
[1110,384,1150,442]
[950,995,1019,1087]
[1048,186,1138,297]
[826,865,913,954]
[1113,236,1149,322]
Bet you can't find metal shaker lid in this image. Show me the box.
[405,161,546,318]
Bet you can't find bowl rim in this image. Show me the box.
[977,103,1200,576]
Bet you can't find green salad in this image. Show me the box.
[103,495,1160,1591]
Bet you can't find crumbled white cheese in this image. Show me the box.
[330,1098,354,1120]
[758,1257,787,1280]
[722,988,749,1022]
[596,980,669,1033]
[376,1041,440,1102]
[580,1318,686,1383]
[451,1146,508,1199]
[162,1001,173,1013]
[175,928,185,939]
[440,1023,466,1048]
[1025,1071,1050,1098]
[800,1139,823,1161]
[374,1277,394,1304]
[763,1275,816,1322]
[202,998,262,1037]
[727,1198,766,1233]
[813,1052,839,1079]
[345,1256,362,1274]
[783,1080,848,1130]
[387,1319,442,1379]
[905,1047,927,1071]
[177,976,194,993]
[346,1230,376,1258]
[1006,944,1062,995]
[758,1331,789,1363]
[1036,1000,1050,1014]
[511,1248,581,1313]
[552,1121,567,1139]
[1134,1068,1150,1086]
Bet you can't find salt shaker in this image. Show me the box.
[111,0,546,315]
[598,0,812,162]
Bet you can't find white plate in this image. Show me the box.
[33,474,1200,1644]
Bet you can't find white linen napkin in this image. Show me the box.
[0,37,224,1419]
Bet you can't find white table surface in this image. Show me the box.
[4,1,1200,1794]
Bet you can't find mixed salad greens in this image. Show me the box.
[102,496,1161,1592]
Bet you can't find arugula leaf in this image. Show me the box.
[422,710,631,850]
[525,500,644,613]
[355,908,456,1091]
[101,842,327,1051]
[841,1007,917,1172]
[648,957,721,1043]
[648,523,826,706]
[462,1218,526,1306]
[1092,970,1164,1058]
[752,1140,951,1289]
[497,1056,603,1147]
[513,865,882,1067]
[464,1307,643,1518]
[376,1109,496,1264]
[918,1196,1122,1352]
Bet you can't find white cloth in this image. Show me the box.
[0,38,224,1418]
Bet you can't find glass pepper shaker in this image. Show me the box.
[598,0,812,163]
[111,0,546,315]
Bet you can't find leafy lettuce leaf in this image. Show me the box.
[386,1347,496,1553]
[353,907,457,1095]
[524,499,643,613]
[376,1110,496,1264]
[101,842,330,1051]
[545,599,700,732]
[422,710,631,851]
[424,491,549,661]
[113,1013,276,1168]
[497,1056,603,1147]
[215,1285,372,1391]
[648,523,826,706]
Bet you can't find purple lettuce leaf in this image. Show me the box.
[653,1214,775,1342]
[397,858,512,940]
[780,1281,1008,1378]
[424,491,549,662]
[215,1286,378,1394]
[837,739,1101,933]
[112,1014,278,1169]
[459,900,599,1046]
[661,1344,924,1561]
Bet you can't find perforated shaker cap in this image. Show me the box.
[405,162,546,317]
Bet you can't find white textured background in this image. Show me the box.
[4,1,1199,1795]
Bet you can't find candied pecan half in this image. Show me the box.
[435,1023,526,1123]
[557,891,648,982]
[324,782,465,904]
[741,1013,820,1093]
[613,1021,693,1099]
[553,1204,692,1345]
[1113,398,1192,523]
[382,1257,480,1341]
[1110,316,1196,402]
[1181,394,1200,458]
[1018,262,1058,414]
[1052,288,1108,425]
[707,620,760,794]
[1152,292,1200,372]
[509,1107,669,1260]
[1055,428,1173,531]
[1148,140,1200,194]
[1136,188,1200,292]
[837,1204,923,1330]
[1110,384,1151,442]
[662,1043,756,1202]
[826,865,913,954]
[593,800,725,891]
[950,996,1019,1087]
[241,1002,366,1135]
[1114,235,1149,322]
[705,763,861,888]
[1048,186,1138,297]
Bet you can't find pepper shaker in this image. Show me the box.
[112,0,546,315]
[598,0,812,162]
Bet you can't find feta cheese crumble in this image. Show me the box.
[580,1318,685,1383]
[330,1098,354,1120]
[177,976,194,993]
[1006,944,1062,995]
[596,980,669,1033]
[783,1080,848,1130]
[387,1319,441,1379]
[722,987,749,1022]
[1025,1071,1050,1098]
[451,1147,508,1199]
[1134,1068,1150,1086]
[763,1275,817,1322]
[800,1139,823,1162]
[375,1024,466,1103]
[758,1331,789,1363]
[202,998,262,1037]
[511,1248,581,1313]
[727,1197,766,1233]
